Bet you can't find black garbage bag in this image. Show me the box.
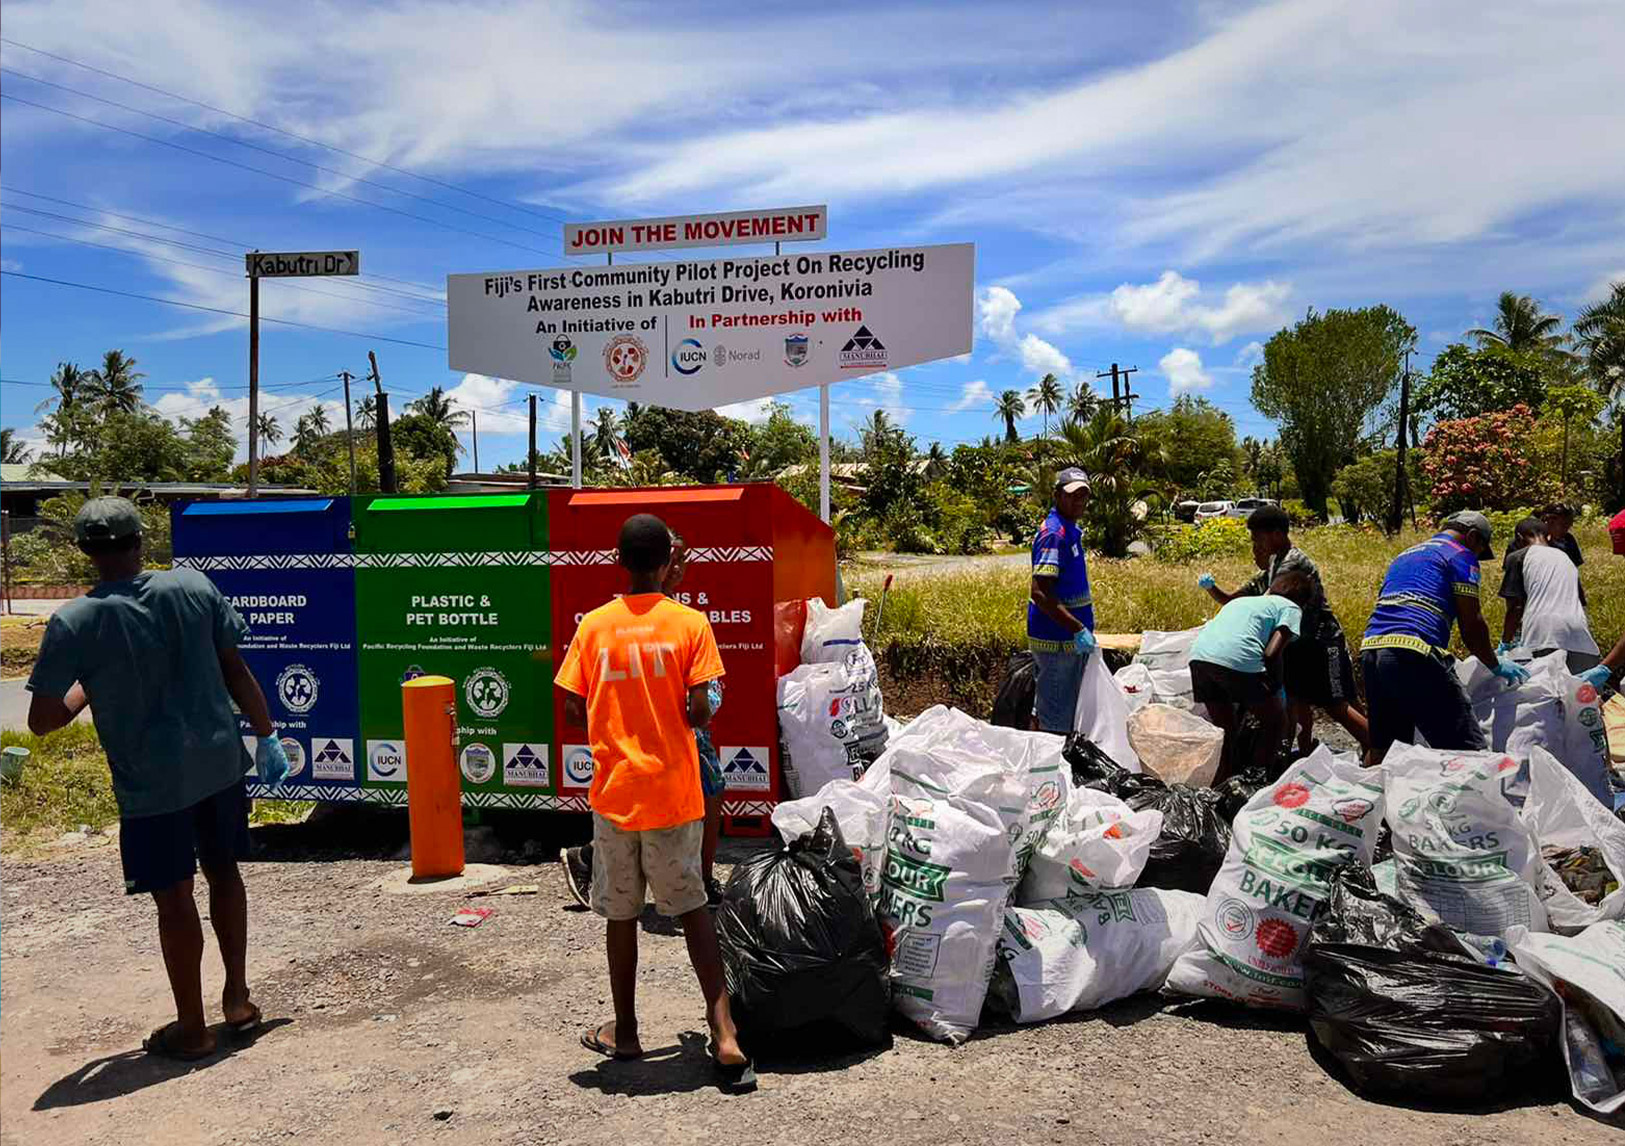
[716,807,892,1053]
[1063,735,1232,894]
[990,652,1037,729]
[1304,866,1561,1104]
[1216,766,1269,822]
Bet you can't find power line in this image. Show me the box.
[1,270,448,350]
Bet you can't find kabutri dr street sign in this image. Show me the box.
[247,250,360,278]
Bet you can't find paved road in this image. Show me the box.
[0,679,85,732]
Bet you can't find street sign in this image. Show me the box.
[564,206,827,256]
[247,250,360,278]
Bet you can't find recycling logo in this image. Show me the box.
[275,664,319,714]
[464,667,511,719]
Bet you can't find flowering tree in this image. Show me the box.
[1420,404,1555,512]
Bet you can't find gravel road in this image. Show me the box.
[2,807,1616,1146]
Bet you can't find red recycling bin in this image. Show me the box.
[548,484,835,834]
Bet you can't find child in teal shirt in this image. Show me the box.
[1189,571,1314,782]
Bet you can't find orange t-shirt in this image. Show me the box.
[555,593,725,831]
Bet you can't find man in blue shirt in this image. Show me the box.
[1027,467,1097,732]
[27,498,288,1062]
[1360,510,1530,766]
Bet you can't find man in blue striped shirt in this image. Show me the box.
[1027,468,1096,732]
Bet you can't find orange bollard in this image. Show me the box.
[402,675,465,879]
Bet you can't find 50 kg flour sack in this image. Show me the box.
[772,780,890,898]
[1382,744,1549,937]
[777,645,888,798]
[1522,747,1625,933]
[991,888,1204,1022]
[1133,628,1203,710]
[1510,922,1625,1115]
[1457,651,1613,806]
[1165,748,1384,1011]
[801,597,867,663]
[877,742,1027,1045]
[1017,788,1163,905]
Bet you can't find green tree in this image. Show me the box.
[1546,383,1606,493]
[1028,373,1063,438]
[591,406,621,462]
[1067,382,1098,423]
[180,406,236,481]
[1574,281,1625,399]
[1135,396,1242,495]
[85,350,145,416]
[354,394,377,430]
[1,428,32,464]
[994,389,1026,443]
[1054,407,1162,557]
[745,402,817,476]
[1414,343,1548,421]
[304,403,331,437]
[922,441,949,480]
[390,412,463,479]
[622,404,748,482]
[255,413,283,453]
[406,385,469,430]
[1331,450,1425,524]
[1251,305,1416,518]
[1469,291,1568,360]
[36,362,89,456]
[50,409,191,482]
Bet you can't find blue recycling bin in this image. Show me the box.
[171,498,361,800]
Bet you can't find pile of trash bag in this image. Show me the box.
[990,651,1037,730]
[717,807,892,1052]
[1511,920,1625,1115]
[777,598,889,798]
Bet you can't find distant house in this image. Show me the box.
[0,466,316,534]
[445,471,569,494]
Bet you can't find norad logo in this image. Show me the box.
[880,851,950,902]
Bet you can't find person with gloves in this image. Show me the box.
[1359,510,1530,767]
[1577,632,1623,695]
[1498,516,1601,676]
[27,496,279,1062]
[1027,467,1096,733]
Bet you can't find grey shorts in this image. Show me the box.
[590,813,706,921]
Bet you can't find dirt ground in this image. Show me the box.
[2,805,1619,1146]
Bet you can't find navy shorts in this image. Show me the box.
[1360,647,1486,764]
[119,781,250,896]
[1190,659,1276,707]
[1284,630,1358,707]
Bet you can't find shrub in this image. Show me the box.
[1151,517,1252,564]
[1421,404,1556,512]
[1280,499,1318,527]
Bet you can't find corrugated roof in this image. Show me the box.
[1,463,66,483]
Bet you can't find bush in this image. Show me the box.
[1280,499,1318,527]
[1150,517,1252,564]
[1421,405,1556,512]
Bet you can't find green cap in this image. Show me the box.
[74,496,143,545]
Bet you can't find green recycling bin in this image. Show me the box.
[353,493,553,808]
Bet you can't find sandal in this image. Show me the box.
[226,1002,264,1036]
[143,1023,216,1063]
[709,1044,757,1094]
[580,1023,642,1061]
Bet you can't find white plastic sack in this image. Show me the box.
[1523,746,1625,933]
[1457,651,1613,806]
[1382,743,1549,937]
[878,743,1026,1044]
[777,646,888,798]
[1133,628,1203,710]
[1113,662,1156,716]
[1074,652,1141,771]
[801,597,867,664]
[1128,704,1225,788]
[991,888,1205,1022]
[1018,788,1163,904]
[1510,921,1625,1115]
[1165,747,1385,1011]
[772,779,889,897]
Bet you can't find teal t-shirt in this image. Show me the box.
[27,568,252,819]
[1190,594,1303,675]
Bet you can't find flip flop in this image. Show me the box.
[580,1024,642,1061]
[226,1003,263,1037]
[709,1045,758,1094]
[143,1023,216,1063]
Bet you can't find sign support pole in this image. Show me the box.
[819,384,831,523]
[248,268,260,497]
[339,369,358,495]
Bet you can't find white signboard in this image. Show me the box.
[563,206,827,256]
[446,243,974,410]
[246,250,359,277]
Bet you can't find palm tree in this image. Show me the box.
[305,403,331,437]
[36,361,88,455]
[408,385,470,429]
[1066,382,1097,423]
[1055,407,1163,557]
[86,349,146,415]
[1,428,32,464]
[592,407,621,461]
[255,413,283,451]
[1028,373,1063,438]
[1574,280,1625,399]
[923,441,949,480]
[1469,292,1568,358]
[354,393,377,431]
[994,389,1026,443]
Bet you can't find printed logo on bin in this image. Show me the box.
[502,742,549,788]
[367,740,406,783]
[720,746,770,791]
[279,736,306,778]
[562,744,595,787]
[275,664,319,714]
[460,743,496,785]
[312,738,354,781]
[464,667,511,719]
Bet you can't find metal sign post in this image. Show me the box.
[246,249,360,496]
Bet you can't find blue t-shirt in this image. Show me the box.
[1361,532,1481,655]
[27,568,252,819]
[1027,508,1094,652]
[1191,595,1303,675]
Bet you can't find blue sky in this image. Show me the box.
[3,0,1623,469]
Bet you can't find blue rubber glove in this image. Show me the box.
[1578,664,1613,691]
[1073,628,1097,660]
[256,735,290,789]
[1495,639,1516,656]
[707,678,724,715]
[1196,572,1217,590]
[1491,658,1531,687]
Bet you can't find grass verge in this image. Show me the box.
[1,615,47,681]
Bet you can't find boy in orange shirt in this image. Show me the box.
[555,514,753,1091]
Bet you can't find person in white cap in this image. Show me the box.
[1027,467,1096,733]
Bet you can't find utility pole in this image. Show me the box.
[470,409,479,473]
[338,369,358,494]
[527,394,538,490]
[247,265,260,497]
[369,351,397,494]
[1096,363,1140,420]
[1388,351,1411,534]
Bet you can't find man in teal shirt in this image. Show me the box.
[28,498,289,1062]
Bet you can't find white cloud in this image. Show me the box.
[714,397,776,424]
[150,377,349,463]
[1160,348,1212,395]
[976,285,1021,344]
[975,285,1074,382]
[1032,271,1291,345]
[0,257,21,272]
[1017,334,1073,381]
[1582,270,1625,303]
[948,379,991,413]
[1233,341,1264,370]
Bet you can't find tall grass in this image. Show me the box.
[851,520,1625,662]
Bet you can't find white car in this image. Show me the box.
[1194,500,1234,522]
[1227,497,1279,519]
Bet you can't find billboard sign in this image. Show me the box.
[563,206,826,255]
[446,243,974,410]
